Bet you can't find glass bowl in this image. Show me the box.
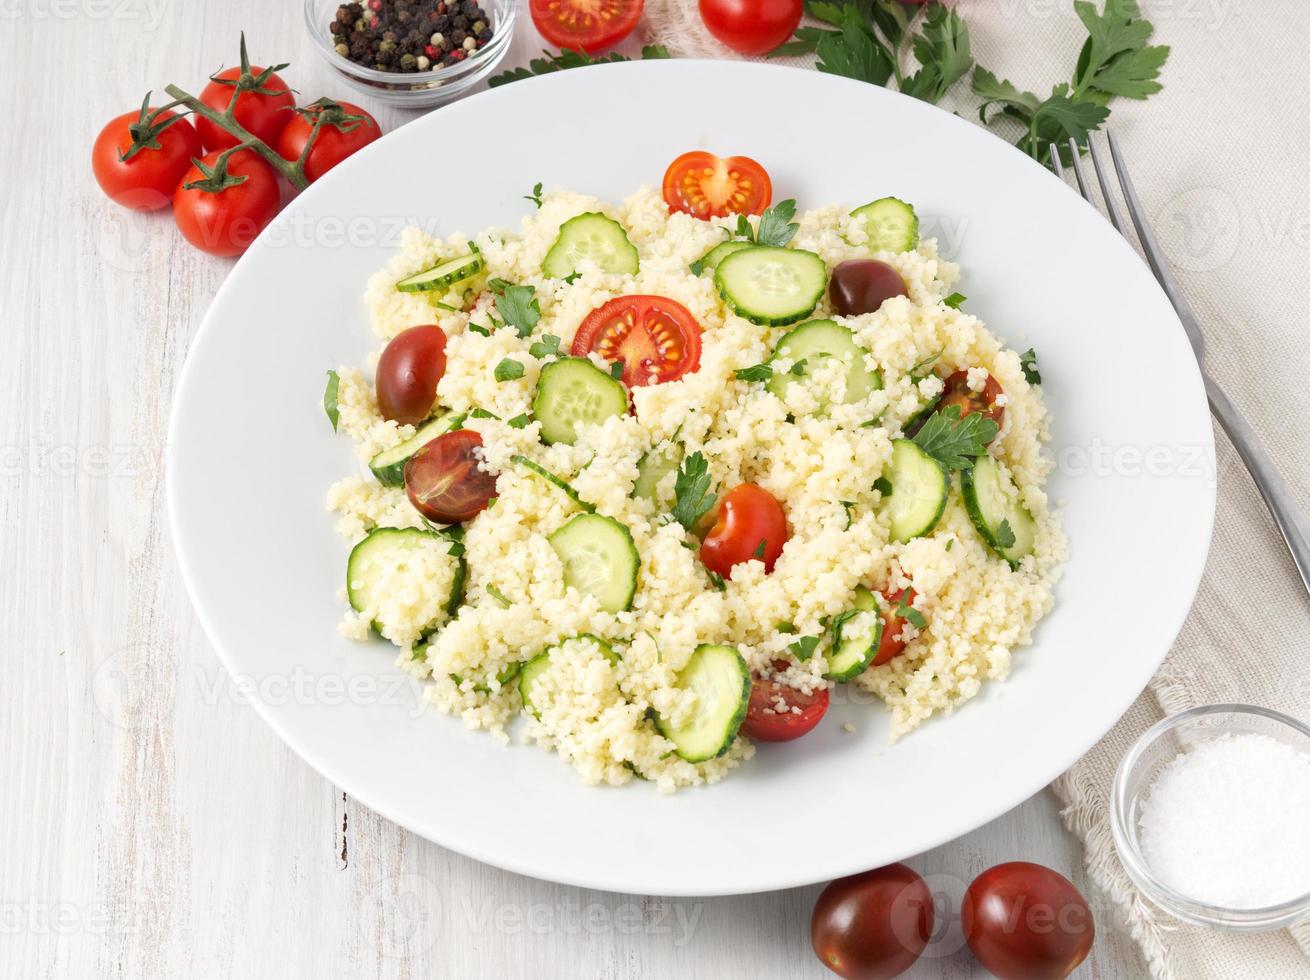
[303,0,515,108]
[1110,703,1310,931]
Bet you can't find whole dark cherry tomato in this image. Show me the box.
[935,369,1006,434]
[275,100,381,183]
[196,62,295,150]
[962,862,1094,980]
[376,325,448,425]
[92,107,203,211]
[811,864,934,979]
[740,676,829,741]
[172,150,280,258]
[829,259,908,317]
[700,483,787,579]
[404,429,498,524]
[873,587,916,667]
[699,0,803,55]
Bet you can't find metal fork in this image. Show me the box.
[1051,134,1310,594]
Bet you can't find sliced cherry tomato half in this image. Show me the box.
[700,483,787,579]
[662,151,772,220]
[570,295,702,389]
[404,429,498,524]
[529,0,643,53]
[740,677,829,742]
[873,588,918,667]
[936,369,1005,433]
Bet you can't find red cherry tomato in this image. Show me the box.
[935,369,1006,434]
[872,587,916,667]
[740,678,829,741]
[662,151,772,220]
[962,862,1095,980]
[376,326,448,425]
[570,295,702,390]
[700,484,787,579]
[196,64,295,150]
[811,864,934,979]
[404,429,498,524]
[92,108,203,212]
[699,0,802,55]
[829,259,908,317]
[275,100,381,184]
[172,150,280,258]
[529,0,643,53]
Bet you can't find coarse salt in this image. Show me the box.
[1137,732,1310,908]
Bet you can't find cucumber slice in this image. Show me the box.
[961,455,1037,566]
[512,454,595,512]
[692,239,752,275]
[532,357,629,445]
[656,644,751,762]
[519,635,618,718]
[824,586,884,682]
[765,319,882,411]
[368,409,467,486]
[542,212,639,279]
[714,246,827,327]
[632,442,682,503]
[346,527,467,638]
[395,250,484,293]
[850,197,919,253]
[548,513,639,613]
[882,439,949,542]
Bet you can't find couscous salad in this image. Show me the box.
[323,152,1065,792]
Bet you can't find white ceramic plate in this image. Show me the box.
[167,61,1215,896]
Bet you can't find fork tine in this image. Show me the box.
[1106,131,1181,296]
[1065,138,1094,202]
[1050,147,1066,180]
[1087,135,1126,235]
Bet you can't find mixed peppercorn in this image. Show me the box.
[329,0,495,73]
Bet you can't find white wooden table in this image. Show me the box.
[19,0,1306,974]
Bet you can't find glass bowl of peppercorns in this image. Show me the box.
[305,0,514,107]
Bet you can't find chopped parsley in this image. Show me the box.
[524,182,543,208]
[466,322,491,337]
[789,635,821,661]
[487,278,541,338]
[908,350,942,382]
[323,370,340,431]
[994,518,1017,550]
[562,271,582,285]
[734,363,773,383]
[507,413,532,429]
[486,584,512,608]
[707,569,727,591]
[873,475,893,497]
[469,407,499,420]
[841,501,856,529]
[789,358,808,376]
[609,361,625,380]
[943,292,966,309]
[753,199,799,247]
[1020,347,1042,384]
[529,334,561,359]
[671,451,716,532]
[911,404,998,470]
[752,540,767,559]
[494,358,525,382]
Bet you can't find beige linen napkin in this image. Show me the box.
[647,1,1310,975]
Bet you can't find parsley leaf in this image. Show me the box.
[487,278,540,338]
[507,413,532,429]
[486,584,512,608]
[671,451,717,532]
[789,635,821,661]
[789,358,808,376]
[943,292,966,309]
[707,569,727,592]
[466,322,491,337]
[469,407,499,420]
[323,370,340,431]
[524,182,543,208]
[562,271,582,285]
[908,350,942,382]
[494,358,525,382]
[872,476,893,497]
[735,213,755,242]
[911,404,999,470]
[1020,348,1042,385]
[900,3,973,104]
[609,361,625,380]
[894,589,926,629]
[488,45,670,87]
[754,199,799,248]
[816,13,895,86]
[529,334,561,359]
[735,363,773,383]
[753,540,767,559]
[841,500,855,529]
[994,518,1017,550]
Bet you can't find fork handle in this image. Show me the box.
[1205,375,1310,594]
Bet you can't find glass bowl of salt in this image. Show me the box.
[1111,703,1310,931]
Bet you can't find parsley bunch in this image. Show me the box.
[488,45,670,88]
[972,0,1168,162]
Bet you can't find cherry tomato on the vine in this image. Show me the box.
[662,151,772,220]
[196,63,295,150]
[275,100,381,183]
[92,107,203,212]
[700,483,787,579]
[172,150,280,258]
[376,325,448,425]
